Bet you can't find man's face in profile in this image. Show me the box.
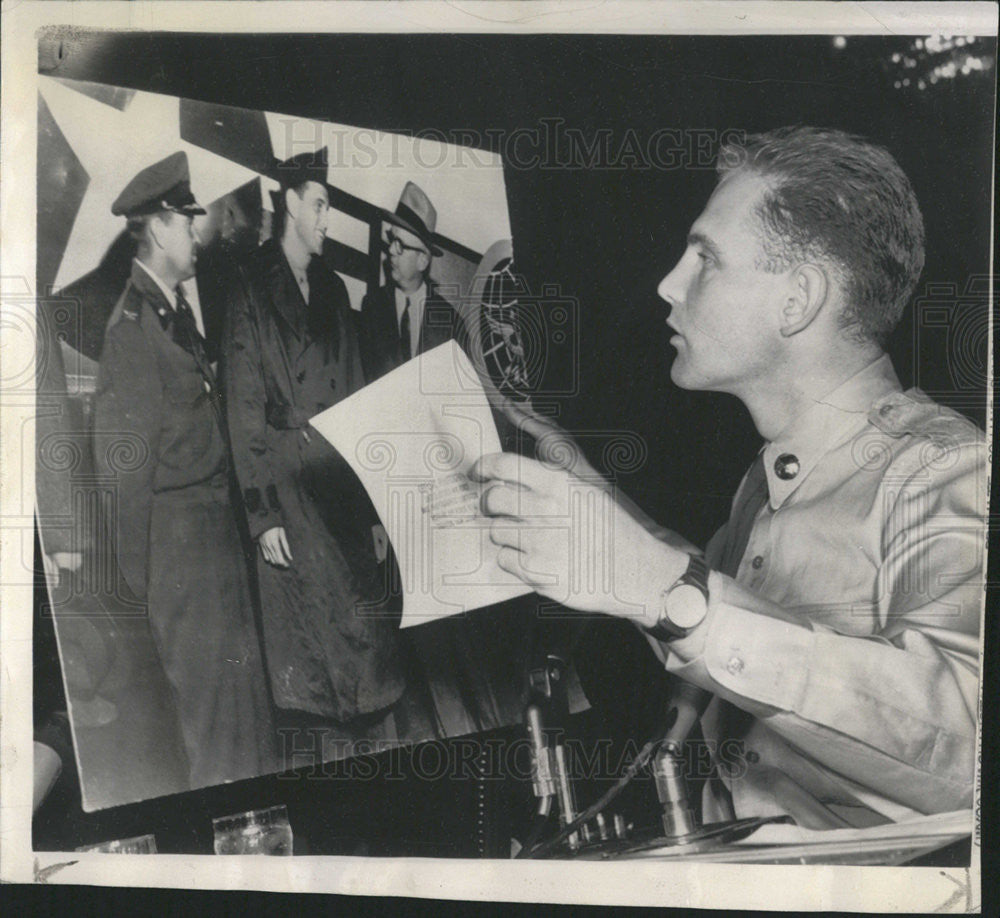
[657,171,789,396]
[385,224,430,290]
[289,181,330,257]
[159,210,199,282]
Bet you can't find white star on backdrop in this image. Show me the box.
[40,76,266,290]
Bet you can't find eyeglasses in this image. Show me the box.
[383,232,427,256]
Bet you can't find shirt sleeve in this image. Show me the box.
[661,438,985,815]
[221,271,283,540]
[93,322,162,600]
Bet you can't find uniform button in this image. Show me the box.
[751,555,764,570]
[774,453,800,480]
[879,403,893,416]
[746,750,760,765]
[726,656,745,675]
[330,378,337,390]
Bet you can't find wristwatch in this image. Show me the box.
[644,553,710,641]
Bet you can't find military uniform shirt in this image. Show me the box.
[648,354,985,829]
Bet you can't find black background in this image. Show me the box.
[22,29,997,915]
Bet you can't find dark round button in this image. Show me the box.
[746,750,760,765]
[751,555,764,570]
[330,378,337,390]
[774,453,800,480]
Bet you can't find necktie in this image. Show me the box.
[174,286,216,391]
[174,286,206,349]
[399,296,412,361]
[716,451,769,578]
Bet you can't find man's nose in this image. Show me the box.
[657,258,687,310]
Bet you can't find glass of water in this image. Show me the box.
[76,834,158,854]
[212,804,293,856]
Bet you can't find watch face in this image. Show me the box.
[668,583,708,630]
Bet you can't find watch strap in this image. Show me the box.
[643,553,709,642]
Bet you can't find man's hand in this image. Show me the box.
[471,452,687,624]
[258,526,293,568]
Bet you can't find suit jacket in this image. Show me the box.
[357,282,465,385]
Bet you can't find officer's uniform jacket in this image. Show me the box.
[94,259,276,787]
[94,261,228,599]
[650,355,985,829]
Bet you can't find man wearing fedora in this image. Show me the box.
[222,149,410,743]
[357,181,462,384]
[94,151,277,788]
[357,183,537,738]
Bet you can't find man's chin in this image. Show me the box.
[669,358,692,390]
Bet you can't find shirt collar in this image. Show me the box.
[133,258,177,311]
[762,354,902,509]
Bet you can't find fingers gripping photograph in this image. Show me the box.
[0,1,995,913]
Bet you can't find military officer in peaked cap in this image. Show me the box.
[94,152,277,788]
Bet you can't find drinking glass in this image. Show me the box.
[76,834,157,853]
[212,804,293,855]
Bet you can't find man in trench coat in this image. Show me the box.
[222,149,408,737]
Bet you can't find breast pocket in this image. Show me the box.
[159,371,217,470]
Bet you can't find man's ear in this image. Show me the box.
[417,250,430,274]
[284,187,300,222]
[146,214,166,251]
[779,263,829,338]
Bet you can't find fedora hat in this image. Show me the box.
[382,181,442,256]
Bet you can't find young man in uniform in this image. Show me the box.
[476,127,985,829]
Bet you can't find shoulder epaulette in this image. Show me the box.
[869,388,981,448]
